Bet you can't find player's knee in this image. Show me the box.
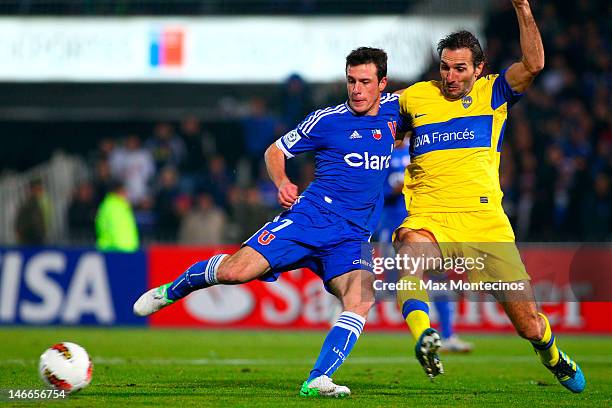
[342,297,374,319]
[395,228,434,244]
[394,229,439,257]
[514,321,542,342]
[215,257,246,284]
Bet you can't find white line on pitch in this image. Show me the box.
[3,355,612,366]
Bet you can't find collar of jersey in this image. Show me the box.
[344,100,383,117]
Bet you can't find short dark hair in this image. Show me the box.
[437,30,485,68]
[346,47,387,82]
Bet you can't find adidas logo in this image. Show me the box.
[350,131,362,139]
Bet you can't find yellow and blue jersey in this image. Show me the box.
[399,69,522,215]
[396,70,530,283]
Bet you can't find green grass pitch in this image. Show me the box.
[0,328,610,407]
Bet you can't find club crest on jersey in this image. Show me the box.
[372,129,382,140]
[462,96,473,109]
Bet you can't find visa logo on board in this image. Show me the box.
[149,28,184,68]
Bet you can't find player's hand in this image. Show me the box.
[278,180,299,208]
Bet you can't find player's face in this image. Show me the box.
[439,48,484,100]
[346,63,387,116]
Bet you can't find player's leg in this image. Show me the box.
[133,246,270,316]
[307,270,374,380]
[135,205,317,317]
[434,300,453,339]
[394,228,437,339]
[300,269,374,398]
[433,298,473,353]
[493,283,586,393]
[393,227,444,378]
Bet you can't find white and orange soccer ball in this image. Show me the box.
[39,342,93,393]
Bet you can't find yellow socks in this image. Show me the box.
[397,275,430,341]
[531,312,560,367]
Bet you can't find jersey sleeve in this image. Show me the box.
[275,110,326,158]
[491,68,523,110]
[384,93,411,138]
[398,87,413,117]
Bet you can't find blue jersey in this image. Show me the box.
[379,142,410,233]
[375,142,410,242]
[275,93,407,232]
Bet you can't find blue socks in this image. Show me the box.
[165,254,228,301]
[434,300,453,339]
[307,311,366,382]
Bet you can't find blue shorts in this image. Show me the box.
[244,198,373,291]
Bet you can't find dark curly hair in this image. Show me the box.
[437,30,485,68]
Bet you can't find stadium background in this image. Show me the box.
[0,2,610,404]
[0,0,609,246]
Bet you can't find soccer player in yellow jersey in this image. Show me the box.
[393,0,585,393]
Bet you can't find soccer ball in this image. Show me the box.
[39,342,93,393]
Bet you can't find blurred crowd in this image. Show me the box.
[52,74,317,247]
[2,0,412,15]
[487,0,610,241]
[13,0,611,246]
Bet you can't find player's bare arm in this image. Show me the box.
[394,130,408,147]
[505,0,545,93]
[264,142,298,208]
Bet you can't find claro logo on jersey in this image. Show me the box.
[344,146,393,170]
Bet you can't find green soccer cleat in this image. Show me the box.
[415,328,444,379]
[547,350,586,393]
[299,375,350,398]
[133,283,175,317]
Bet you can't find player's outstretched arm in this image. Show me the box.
[264,143,298,208]
[505,0,544,93]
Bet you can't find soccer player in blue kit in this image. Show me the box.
[134,47,408,397]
